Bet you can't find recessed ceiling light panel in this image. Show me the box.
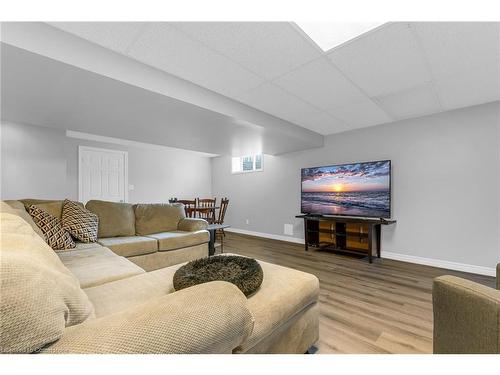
[295,22,386,52]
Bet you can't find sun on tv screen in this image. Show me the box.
[301,160,391,218]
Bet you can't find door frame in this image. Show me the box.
[78,145,129,203]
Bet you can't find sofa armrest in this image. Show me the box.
[178,217,208,231]
[433,275,500,354]
[42,281,254,354]
[497,263,500,290]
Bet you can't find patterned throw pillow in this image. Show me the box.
[28,205,76,250]
[61,199,99,243]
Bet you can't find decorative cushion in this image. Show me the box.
[29,205,75,250]
[62,199,98,243]
[21,199,65,219]
[173,255,263,297]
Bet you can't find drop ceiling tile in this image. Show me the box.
[413,22,500,79]
[434,58,500,110]
[126,23,264,97]
[284,111,351,135]
[274,58,368,111]
[48,22,145,53]
[327,98,393,128]
[173,22,322,80]
[235,83,322,123]
[375,83,442,120]
[328,23,431,97]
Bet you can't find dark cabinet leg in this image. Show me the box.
[368,224,373,263]
[304,219,309,251]
[376,224,381,258]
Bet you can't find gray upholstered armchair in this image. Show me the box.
[432,263,500,354]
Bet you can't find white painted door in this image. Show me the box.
[79,146,128,204]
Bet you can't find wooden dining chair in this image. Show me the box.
[196,198,217,224]
[177,199,196,218]
[215,198,229,253]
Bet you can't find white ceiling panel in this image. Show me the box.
[328,23,432,97]
[235,83,322,124]
[28,22,500,137]
[49,22,145,54]
[375,83,442,120]
[413,22,500,79]
[274,57,368,111]
[173,22,322,80]
[284,111,350,135]
[434,59,500,110]
[127,23,264,97]
[328,98,393,128]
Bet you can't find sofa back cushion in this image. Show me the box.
[134,203,186,235]
[86,200,136,238]
[0,211,94,353]
[20,199,65,219]
[2,200,46,240]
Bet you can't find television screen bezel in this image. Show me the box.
[300,159,392,219]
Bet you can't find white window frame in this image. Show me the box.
[231,154,264,174]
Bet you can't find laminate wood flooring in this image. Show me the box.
[220,232,496,354]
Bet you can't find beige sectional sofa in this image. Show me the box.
[15,199,210,271]
[0,200,320,354]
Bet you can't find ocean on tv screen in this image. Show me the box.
[301,160,391,218]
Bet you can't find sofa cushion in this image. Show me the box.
[20,199,66,219]
[97,236,158,257]
[62,199,99,243]
[73,242,106,251]
[0,212,94,353]
[84,265,178,317]
[28,205,76,250]
[134,203,186,235]
[86,200,136,238]
[146,230,209,252]
[57,246,145,288]
[2,200,46,240]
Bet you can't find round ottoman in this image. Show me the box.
[173,255,263,297]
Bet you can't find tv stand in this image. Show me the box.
[295,215,396,263]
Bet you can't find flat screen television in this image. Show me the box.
[301,160,391,218]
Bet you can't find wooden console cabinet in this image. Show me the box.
[295,215,396,263]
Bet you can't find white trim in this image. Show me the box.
[226,228,496,276]
[382,251,496,277]
[67,130,218,158]
[225,228,305,244]
[78,146,129,203]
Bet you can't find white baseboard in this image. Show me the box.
[382,252,496,277]
[226,228,496,277]
[225,228,305,244]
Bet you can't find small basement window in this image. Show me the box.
[232,154,263,174]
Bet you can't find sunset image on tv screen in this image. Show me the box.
[301,160,391,218]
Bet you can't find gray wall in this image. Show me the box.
[0,121,212,202]
[211,102,500,268]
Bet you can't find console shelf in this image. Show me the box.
[295,215,396,263]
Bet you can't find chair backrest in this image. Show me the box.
[215,198,229,225]
[196,198,216,223]
[197,198,216,207]
[177,199,196,218]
